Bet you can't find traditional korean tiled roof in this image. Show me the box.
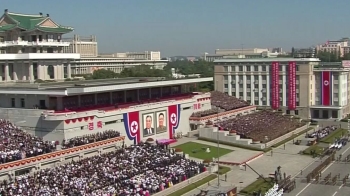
[0,11,73,33]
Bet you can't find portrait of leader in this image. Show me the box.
[156,112,167,133]
[143,114,155,136]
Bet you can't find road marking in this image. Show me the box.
[292,159,318,178]
[332,191,338,196]
[295,183,312,196]
[339,184,343,189]
[341,145,350,155]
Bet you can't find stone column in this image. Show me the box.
[37,62,42,80]
[4,62,10,81]
[67,63,72,78]
[29,63,34,81]
[12,63,18,81]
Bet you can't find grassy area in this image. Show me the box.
[167,175,217,196]
[240,177,274,195]
[271,127,314,148]
[167,166,231,196]
[320,129,348,143]
[303,145,325,155]
[217,166,231,175]
[173,142,233,160]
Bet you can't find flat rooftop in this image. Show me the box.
[214,58,320,63]
[0,77,213,96]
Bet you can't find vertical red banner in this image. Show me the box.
[322,71,331,106]
[271,62,280,109]
[288,62,296,110]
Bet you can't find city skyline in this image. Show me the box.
[2,0,350,57]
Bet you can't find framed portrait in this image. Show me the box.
[142,113,155,137]
[156,111,167,134]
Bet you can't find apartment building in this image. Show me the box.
[316,38,349,57]
[214,58,350,120]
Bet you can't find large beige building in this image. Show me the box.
[62,35,98,57]
[0,10,79,81]
[214,58,350,120]
[204,48,279,62]
[316,38,349,57]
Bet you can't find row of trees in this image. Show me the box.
[316,51,350,62]
[73,60,215,92]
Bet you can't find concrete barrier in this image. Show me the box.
[265,124,309,147]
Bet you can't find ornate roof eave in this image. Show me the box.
[25,27,73,33]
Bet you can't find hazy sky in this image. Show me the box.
[2,0,350,56]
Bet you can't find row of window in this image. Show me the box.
[10,98,25,108]
[223,65,301,72]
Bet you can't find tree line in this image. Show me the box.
[72,60,214,92]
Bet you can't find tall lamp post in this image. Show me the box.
[216,80,220,186]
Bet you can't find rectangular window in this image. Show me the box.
[11,98,15,107]
[295,110,299,115]
[20,98,25,108]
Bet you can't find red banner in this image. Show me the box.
[322,71,331,106]
[271,62,280,109]
[288,62,296,110]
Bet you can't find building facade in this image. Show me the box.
[214,58,350,120]
[0,77,213,144]
[204,48,279,62]
[316,38,349,57]
[99,51,161,61]
[71,58,168,75]
[0,10,80,81]
[62,35,98,57]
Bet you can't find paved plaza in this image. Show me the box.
[171,133,318,196]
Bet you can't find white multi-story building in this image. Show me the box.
[0,10,80,81]
[316,38,349,57]
[214,58,350,120]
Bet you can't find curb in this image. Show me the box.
[217,152,264,166]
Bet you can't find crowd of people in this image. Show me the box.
[0,143,205,196]
[61,130,121,149]
[0,119,122,164]
[306,126,337,139]
[191,91,250,117]
[0,119,57,164]
[211,91,250,111]
[217,110,304,142]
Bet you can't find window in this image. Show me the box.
[254,100,259,105]
[262,66,266,71]
[20,98,25,108]
[262,75,267,80]
[11,98,15,107]
[332,110,338,118]
[295,110,299,115]
[246,66,251,71]
[48,65,54,79]
[224,84,228,88]
[224,75,228,80]
[224,66,228,72]
[254,66,259,71]
[286,110,290,114]
[21,48,25,53]
[239,66,243,71]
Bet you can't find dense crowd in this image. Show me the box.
[217,110,304,142]
[0,119,56,164]
[191,109,219,117]
[306,126,337,139]
[0,119,122,164]
[191,91,250,117]
[62,130,121,149]
[0,143,205,196]
[210,91,250,111]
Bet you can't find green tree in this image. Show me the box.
[119,65,170,78]
[92,69,117,79]
[317,51,340,62]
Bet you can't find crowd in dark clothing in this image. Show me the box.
[217,110,304,142]
[210,91,250,111]
[306,126,337,139]
[0,119,56,164]
[62,130,121,149]
[191,91,250,117]
[0,143,205,196]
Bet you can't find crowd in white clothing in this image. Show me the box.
[0,143,205,196]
